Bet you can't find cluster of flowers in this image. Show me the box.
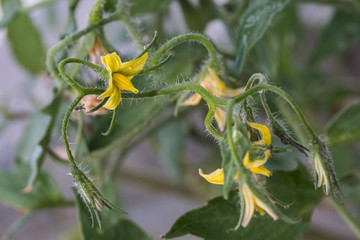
[83,51,331,228]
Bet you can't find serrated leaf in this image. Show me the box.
[155,120,186,181]
[235,0,290,74]
[164,164,321,240]
[7,11,46,74]
[0,166,67,211]
[311,11,360,63]
[15,97,62,187]
[325,102,360,145]
[0,0,21,28]
[75,188,151,240]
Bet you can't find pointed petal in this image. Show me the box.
[214,107,226,132]
[245,150,271,168]
[248,122,271,145]
[250,165,272,177]
[199,168,225,185]
[101,52,122,73]
[242,184,255,227]
[207,67,226,92]
[113,73,138,94]
[98,78,115,99]
[119,52,148,76]
[181,93,202,106]
[103,87,121,110]
[254,197,278,221]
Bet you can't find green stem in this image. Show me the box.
[46,11,122,83]
[330,200,360,239]
[151,33,219,70]
[58,58,103,93]
[226,100,247,174]
[62,94,85,169]
[233,83,317,140]
[204,104,222,139]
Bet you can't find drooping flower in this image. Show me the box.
[198,169,278,227]
[181,67,244,131]
[199,122,272,183]
[243,122,272,177]
[241,183,278,227]
[98,52,148,110]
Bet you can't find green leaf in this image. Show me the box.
[325,102,360,145]
[0,0,21,28]
[7,11,46,74]
[75,189,151,240]
[311,10,360,63]
[155,120,186,181]
[164,164,321,240]
[15,97,62,187]
[250,32,279,79]
[235,0,290,74]
[0,166,68,211]
[130,0,173,15]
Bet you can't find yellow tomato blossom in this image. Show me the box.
[241,183,278,227]
[199,122,272,185]
[181,67,244,131]
[98,52,148,110]
[244,122,272,177]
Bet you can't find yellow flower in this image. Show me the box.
[243,122,272,178]
[199,123,273,184]
[98,52,148,110]
[198,170,278,227]
[241,183,278,227]
[181,67,244,131]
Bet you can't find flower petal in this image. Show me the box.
[199,168,225,185]
[101,52,122,73]
[250,165,272,177]
[244,150,271,168]
[242,184,255,227]
[181,93,202,106]
[207,67,226,92]
[98,78,115,99]
[103,87,121,110]
[118,52,148,76]
[113,73,138,94]
[248,122,271,145]
[214,107,226,132]
[254,197,278,221]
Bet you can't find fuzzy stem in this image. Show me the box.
[204,104,222,139]
[150,33,219,70]
[46,11,122,84]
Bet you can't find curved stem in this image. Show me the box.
[46,11,122,83]
[150,33,219,70]
[204,104,222,139]
[233,83,317,139]
[62,94,85,169]
[58,58,103,93]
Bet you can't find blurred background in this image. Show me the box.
[0,0,360,239]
